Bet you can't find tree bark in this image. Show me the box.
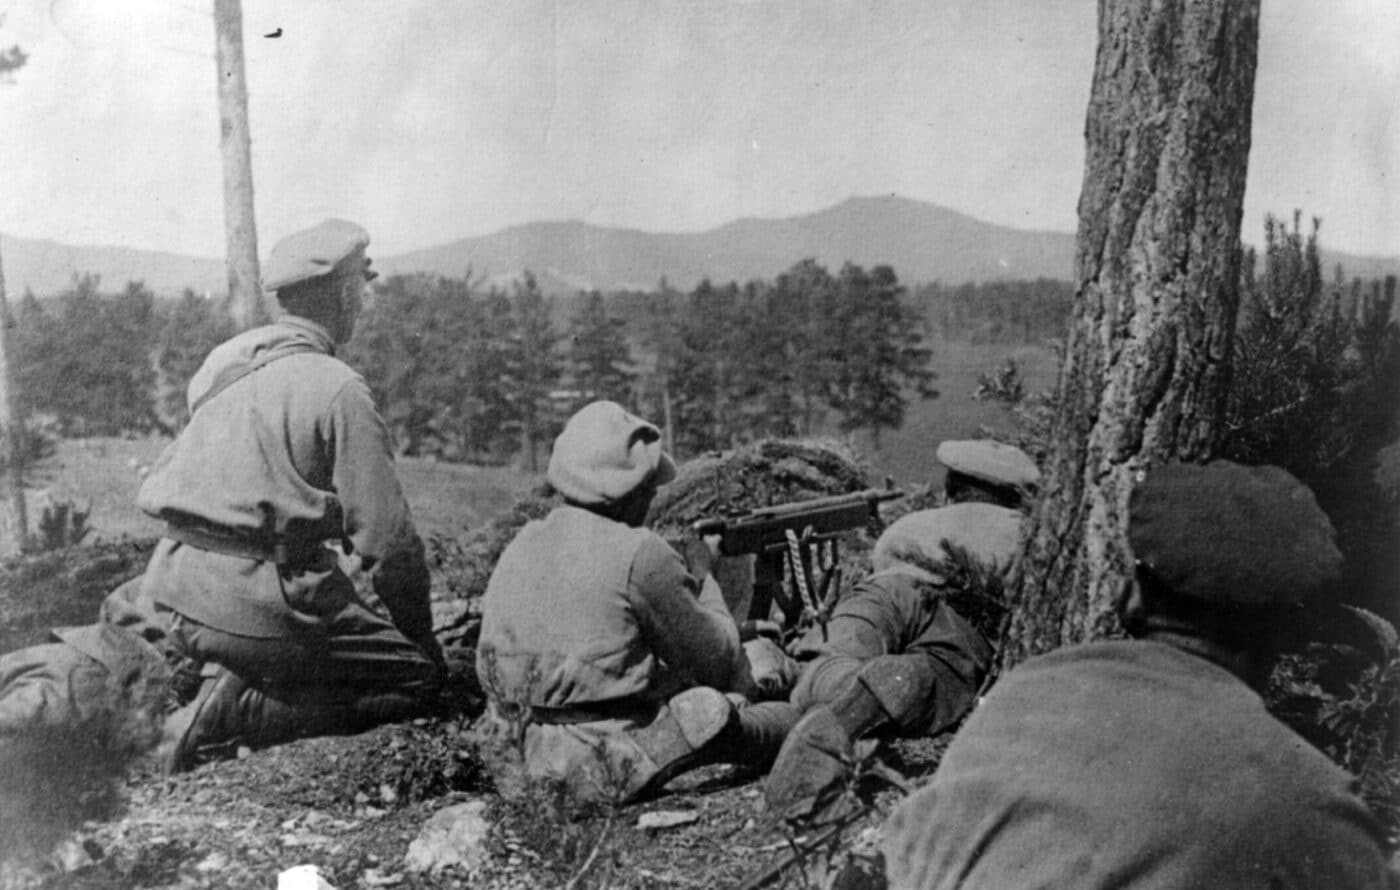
[214,0,264,330]
[0,244,27,556]
[1000,0,1259,669]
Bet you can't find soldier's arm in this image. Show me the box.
[629,533,753,695]
[326,377,440,661]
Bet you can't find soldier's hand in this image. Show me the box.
[739,619,783,642]
[682,531,724,581]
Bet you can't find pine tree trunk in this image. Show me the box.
[0,245,27,557]
[999,0,1259,669]
[214,0,263,330]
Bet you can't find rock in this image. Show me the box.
[636,810,700,831]
[277,864,338,889]
[403,799,490,874]
[49,837,95,872]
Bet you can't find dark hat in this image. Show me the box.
[936,440,1040,492]
[548,401,677,506]
[263,219,374,292]
[1128,460,1342,608]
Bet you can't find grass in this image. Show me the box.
[841,339,1059,487]
[24,438,539,545]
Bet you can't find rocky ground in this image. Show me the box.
[1,439,930,889]
[1,707,950,889]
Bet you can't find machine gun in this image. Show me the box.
[693,486,904,632]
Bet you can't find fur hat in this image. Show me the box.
[548,401,677,506]
[1129,460,1342,608]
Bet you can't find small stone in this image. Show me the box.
[403,800,490,874]
[636,810,700,831]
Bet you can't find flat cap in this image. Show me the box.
[263,219,372,292]
[872,503,1024,582]
[1129,460,1342,608]
[937,440,1039,492]
[548,401,677,506]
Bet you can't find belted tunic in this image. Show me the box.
[136,316,432,648]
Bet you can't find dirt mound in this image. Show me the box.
[647,438,871,536]
[0,539,155,655]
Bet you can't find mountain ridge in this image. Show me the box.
[3,195,1396,298]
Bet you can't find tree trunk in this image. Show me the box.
[999,0,1259,669]
[660,378,675,457]
[214,0,263,330]
[520,404,538,474]
[0,244,27,557]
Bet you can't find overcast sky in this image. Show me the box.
[0,0,1395,258]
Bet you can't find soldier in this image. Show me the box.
[883,460,1396,890]
[763,439,1037,818]
[143,219,445,771]
[475,401,797,802]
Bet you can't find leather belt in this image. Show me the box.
[164,521,324,566]
[528,699,652,725]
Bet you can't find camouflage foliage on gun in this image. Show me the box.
[693,487,904,631]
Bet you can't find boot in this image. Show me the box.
[156,666,247,774]
[726,700,802,770]
[626,686,738,801]
[764,675,889,820]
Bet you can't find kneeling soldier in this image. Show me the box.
[142,220,445,771]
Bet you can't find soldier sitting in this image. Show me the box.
[762,439,1038,819]
[882,460,1396,890]
[475,401,798,803]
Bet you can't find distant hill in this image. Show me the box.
[5,196,1398,297]
[0,234,224,300]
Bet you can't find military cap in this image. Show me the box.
[872,503,1024,582]
[263,219,374,292]
[1128,460,1342,608]
[548,401,677,506]
[937,440,1040,492]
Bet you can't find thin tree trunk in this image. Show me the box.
[0,243,27,556]
[660,378,675,457]
[1000,0,1259,669]
[214,0,263,330]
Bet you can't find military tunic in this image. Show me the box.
[883,640,1395,890]
[789,569,992,735]
[476,504,753,798]
[136,315,438,692]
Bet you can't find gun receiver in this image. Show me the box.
[693,488,905,556]
[694,487,905,625]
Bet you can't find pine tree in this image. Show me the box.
[1003,0,1259,668]
[823,263,936,449]
[509,273,562,473]
[156,289,236,428]
[565,290,635,410]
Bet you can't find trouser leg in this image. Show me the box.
[165,601,440,697]
[158,602,443,769]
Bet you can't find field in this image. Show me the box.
[861,339,1057,486]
